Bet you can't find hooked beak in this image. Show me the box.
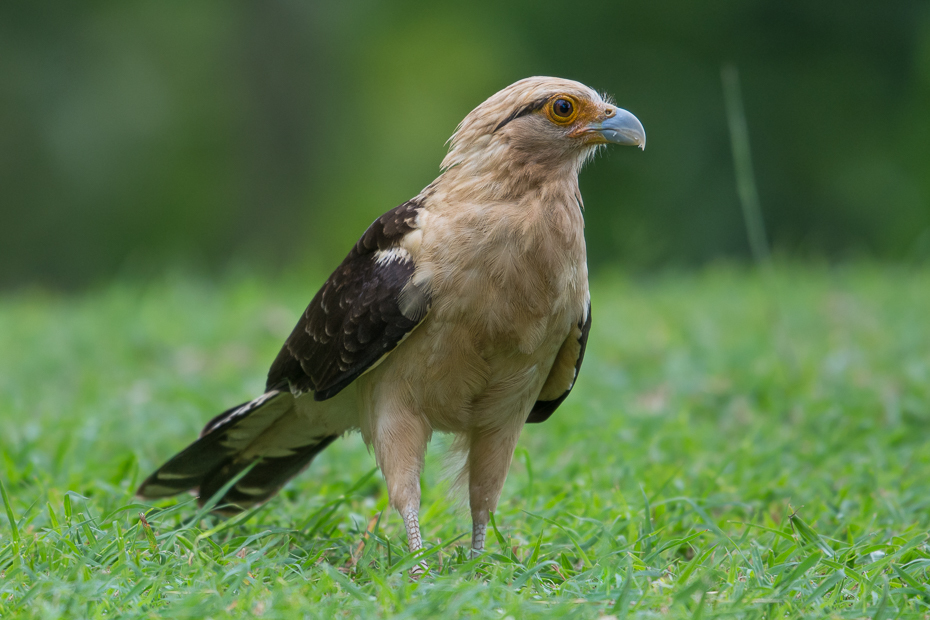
[588,107,646,150]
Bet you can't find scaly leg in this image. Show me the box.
[470,519,488,560]
[401,504,423,553]
[466,424,522,558]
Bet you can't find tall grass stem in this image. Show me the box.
[722,64,771,265]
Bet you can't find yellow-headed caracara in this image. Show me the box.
[137,77,645,561]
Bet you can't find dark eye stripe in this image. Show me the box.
[493,96,552,133]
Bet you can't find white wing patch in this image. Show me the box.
[374,247,411,266]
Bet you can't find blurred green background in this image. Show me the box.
[2,1,929,289]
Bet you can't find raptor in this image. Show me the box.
[137,76,645,561]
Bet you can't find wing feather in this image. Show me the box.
[527,302,591,423]
[266,200,430,400]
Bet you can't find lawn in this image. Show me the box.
[1,264,929,619]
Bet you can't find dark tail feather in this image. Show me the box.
[198,436,337,511]
[137,390,336,510]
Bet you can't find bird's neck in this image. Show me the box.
[423,153,588,261]
[434,145,585,205]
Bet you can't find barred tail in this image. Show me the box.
[136,390,337,513]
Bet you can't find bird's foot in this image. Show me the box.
[409,560,430,579]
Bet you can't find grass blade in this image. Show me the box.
[0,478,19,543]
[721,63,770,264]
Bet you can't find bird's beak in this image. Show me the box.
[587,108,646,150]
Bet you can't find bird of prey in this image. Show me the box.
[137,76,645,560]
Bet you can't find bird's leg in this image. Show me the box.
[466,425,522,559]
[471,518,488,560]
[401,503,423,553]
[373,411,431,573]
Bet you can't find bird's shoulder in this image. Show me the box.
[352,198,424,256]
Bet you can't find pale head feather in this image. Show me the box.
[441,76,606,172]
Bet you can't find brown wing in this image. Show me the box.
[527,302,591,423]
[266,200,430,400]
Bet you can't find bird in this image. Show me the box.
[137,76,645,561]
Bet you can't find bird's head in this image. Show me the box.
[441,76,645,189]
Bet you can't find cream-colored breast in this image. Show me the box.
[367,193,589,432]
[424,192,586,338]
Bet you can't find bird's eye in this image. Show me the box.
[553,99,573,117]
[547,96,578,124]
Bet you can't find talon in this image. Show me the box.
[409,560,429,579]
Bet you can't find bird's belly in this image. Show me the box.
[366,282,578,433]
[394,322,563,432]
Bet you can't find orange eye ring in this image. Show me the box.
[547,95,579,125]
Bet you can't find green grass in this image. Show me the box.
[2,264,930,619]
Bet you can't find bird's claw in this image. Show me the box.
[409,560,429,579]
